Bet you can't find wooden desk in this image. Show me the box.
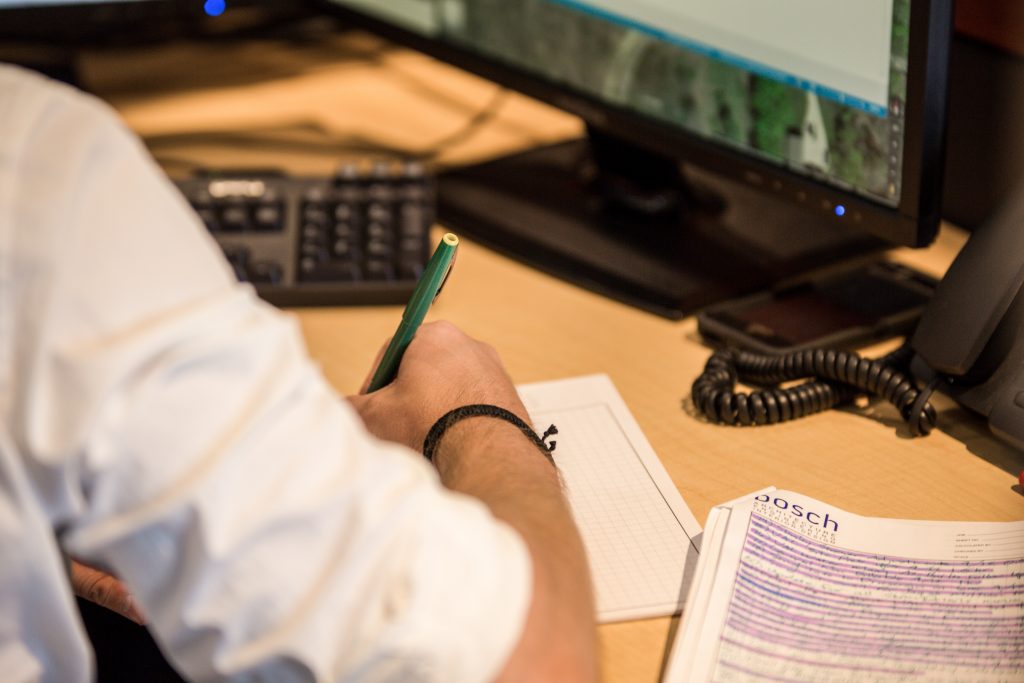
[84,29,1024,683]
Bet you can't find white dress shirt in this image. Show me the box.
[0,64,530,683]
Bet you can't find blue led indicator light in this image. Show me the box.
[834,205,846,217]
[204,0,226,17]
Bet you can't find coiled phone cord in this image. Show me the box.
[691,345,939,435]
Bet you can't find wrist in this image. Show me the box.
[427,407,557,477]
[433,415,519,461]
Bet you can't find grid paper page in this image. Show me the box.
[518,374,702,623]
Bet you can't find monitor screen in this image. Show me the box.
[336,0,911,209]
[321,1,950,318]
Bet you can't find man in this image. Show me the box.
[0,64,596,682]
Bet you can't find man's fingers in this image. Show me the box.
[70,561,145,625]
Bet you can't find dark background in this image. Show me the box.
[944,0,1024,229]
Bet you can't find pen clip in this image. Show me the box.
[432,250,457,302]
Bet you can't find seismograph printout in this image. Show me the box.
[665,489,1024,683]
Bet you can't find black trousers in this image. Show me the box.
[77,597,187,683]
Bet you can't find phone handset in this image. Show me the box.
[910,178,1024,449]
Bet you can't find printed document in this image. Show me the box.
[665,489,1024,682]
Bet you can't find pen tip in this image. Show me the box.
[442,233,459,247]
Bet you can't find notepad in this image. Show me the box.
[517,374,702,623]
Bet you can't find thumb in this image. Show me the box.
[71,560,146,625]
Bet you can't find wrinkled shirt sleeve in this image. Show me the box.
[0,64,530,683]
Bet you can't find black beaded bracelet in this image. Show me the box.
[422,404,559,464]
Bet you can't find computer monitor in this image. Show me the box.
[319,0,953,318]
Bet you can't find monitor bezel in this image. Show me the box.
[0,1,178,41]
[0,0,311,43]
[316,0,953,248]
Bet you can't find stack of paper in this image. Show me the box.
[665,488,1024,682]
[518,374,703,623]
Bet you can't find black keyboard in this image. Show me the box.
[175,162,434,307]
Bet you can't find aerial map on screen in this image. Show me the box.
[336,0,911,206]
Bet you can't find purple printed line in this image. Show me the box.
[731,580,1024,627]
[723,620,1002,661]
[729,588,1024,641]
[737,544,1015,610]
[741,532,1019,593]
[742,533,1004,587]
[744,522,998,575]
[719,635,917,675]
[733,589,1024,643]
[743,544,984,587]
[739,548,1022,599]
[748,516,1024,570]
[743,522,1010,582]
[741,548,1019,602]
[725,612,1024,661]
[715,658,827,683]
[724,609,1024,655]
[738,558,1022,610]
[741,557,1019,610]
[723,623,1024,669]
[736,562,1015,614]
[733,573,1019,630]
[749,515,1024,568]
[744,534,992,581]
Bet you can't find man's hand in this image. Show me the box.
[347,321,529,452]
[71,560,145,625]
[348,320,598,683]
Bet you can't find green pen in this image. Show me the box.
[366,232,460,392]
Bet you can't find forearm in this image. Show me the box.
[434,418,598,683]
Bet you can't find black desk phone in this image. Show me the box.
[910,181,1024,450]
[693,179,1024,451]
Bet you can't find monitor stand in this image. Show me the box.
[437,129,885,319]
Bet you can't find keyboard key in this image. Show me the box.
[223,245,250,264]
[365,259,395,281]
[253,203,284,231]
[367,183,395,202]
[333,221,357,240]
[366,240,393,259]
[333,203,353,221]
[333,239,355,258]
[302,185,327,202]
[399,183,427,202]
[302,204,328,225]
[399,237,423,253]
[366,222,390,241]
[250,260,283,284]
[219,204,250,232]
[302,224,324,243]
[300,243,330,263]
[367,202,391,223]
